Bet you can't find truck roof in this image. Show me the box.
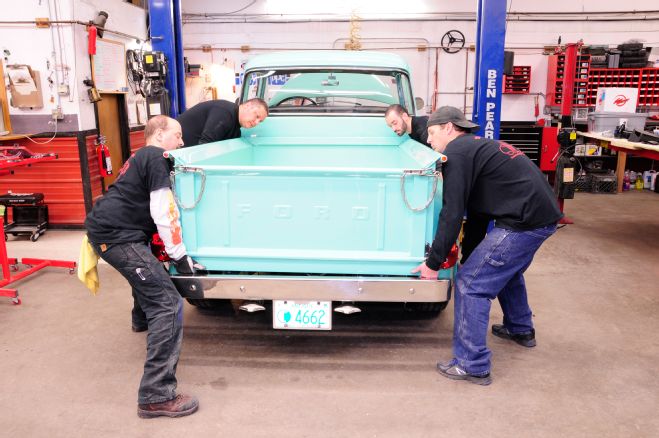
[243,50,411,72]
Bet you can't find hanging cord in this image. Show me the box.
[400,168,441,211]
[18,118,59,145]
[169,166,206,210]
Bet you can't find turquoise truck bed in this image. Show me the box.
[167,117,448,278]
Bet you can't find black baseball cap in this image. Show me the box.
[427,106,479,130]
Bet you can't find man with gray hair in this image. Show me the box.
[413,106,562,386]
[86,115,203,418]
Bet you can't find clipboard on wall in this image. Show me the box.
[91,38,128,93]
[6,64,44,109]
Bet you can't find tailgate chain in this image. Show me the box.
[400,169,440,212]
[170,166,206,210]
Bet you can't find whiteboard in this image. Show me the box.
[92,38,128,93]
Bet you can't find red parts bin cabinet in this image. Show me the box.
[503,66,531,94]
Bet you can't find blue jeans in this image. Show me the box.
[90,240,184,405]
[452,224,557,375]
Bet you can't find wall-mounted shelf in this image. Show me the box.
[546,53,591,107]
[586,68,642,106]
[503,66,531,94]
[639,68,659,107]
[548,56,659,108]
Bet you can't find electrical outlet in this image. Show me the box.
[58,84,70,96]
[51,107,64,121]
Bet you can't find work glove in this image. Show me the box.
[172,255,206,276]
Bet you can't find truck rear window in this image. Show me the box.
[241,69,413,114]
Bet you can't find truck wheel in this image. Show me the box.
[405,301,448,317]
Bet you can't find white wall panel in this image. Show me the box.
[0,0,147,132]
[180,0,659,120]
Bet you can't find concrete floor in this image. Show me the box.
[0,191,658,438]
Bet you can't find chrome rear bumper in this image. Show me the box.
[171,275,451,303]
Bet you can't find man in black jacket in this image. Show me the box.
[412,106,562,386]
[384,104,430,146]
[177,98,268,147]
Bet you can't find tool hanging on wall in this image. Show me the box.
[126,49,169,118]
[84,22,102,102]
[87,25,97,55]
[440,30,466,54]
[92,11,109,38]
[534,95,540,118]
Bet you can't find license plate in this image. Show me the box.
[273,300,332,330]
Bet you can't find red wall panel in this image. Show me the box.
[0,135,103,226]
[129,129,146,154]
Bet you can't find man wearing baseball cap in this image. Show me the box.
[412,106,562,385]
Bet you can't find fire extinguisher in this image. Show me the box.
[95,135,113,177]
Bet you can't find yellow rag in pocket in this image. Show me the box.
[77,235,100,295]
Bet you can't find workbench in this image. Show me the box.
[576,131,659,193]
[0,134,34,141]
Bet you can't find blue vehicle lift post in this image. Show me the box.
[471,0,507,140]
[471,0,507,232]
[147,0,186,117]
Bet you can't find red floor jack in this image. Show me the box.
[0,147,77,304]
[0,216,76,305]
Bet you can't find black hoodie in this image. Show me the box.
[177,99,241,147]
[426,134,563,270]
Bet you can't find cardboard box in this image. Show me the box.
[595,87,638,112]
[6,64,44,109]
[575,144,601,156]
[586,145,602,156]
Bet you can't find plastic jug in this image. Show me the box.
[623,170,631,191]
[643,170,656,189]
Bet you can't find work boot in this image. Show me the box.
[137,394,199,419]
[491,324,536,348]
[436,360,492,386]
[131,324,148,333]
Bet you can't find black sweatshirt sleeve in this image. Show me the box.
[199,111,230,144]
[426,151,473,270]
